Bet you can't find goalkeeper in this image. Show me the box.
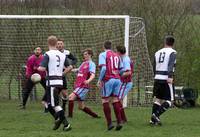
[19,47,47,110]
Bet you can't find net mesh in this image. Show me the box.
[0,16,153,106]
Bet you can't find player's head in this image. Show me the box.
[47,35,57,49]
[164,35,175,47]
[104,41,112,50]
[82,48,93,61]
[34,47,42,57]
[56,38,64,52]
[116,45,126,55]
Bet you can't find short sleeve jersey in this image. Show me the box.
[74,60,96,88]
[98,50,122,81]
[154,47,176,80]
[120,55,134,83]
[40,50,69,86]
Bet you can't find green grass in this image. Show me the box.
[0,100,200,137]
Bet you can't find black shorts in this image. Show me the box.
[46,86,62,107]
[62,76,67,90]
[153,80,174,101]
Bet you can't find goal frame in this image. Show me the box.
[0,15,130,107]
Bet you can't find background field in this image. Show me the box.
[0,100,200,137]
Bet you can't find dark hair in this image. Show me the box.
[34,46,41,50]
[104,41,112,49]
[83,48,93,57]
[57,38,64,42]
[116,45,126,54]
[165,35,175,46]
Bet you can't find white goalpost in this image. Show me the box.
[0,15,153,107]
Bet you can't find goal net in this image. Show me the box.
[0,15,153,107]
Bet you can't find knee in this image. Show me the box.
[102,98,109,104]
[78,105,84,110]
[62,90,67,97]
[112,97,120,103]
[69,93,75,101]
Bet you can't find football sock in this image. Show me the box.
[56,110,65,120]
[103,102,112,126]
[47,104,56,119]
[152,103,161,117]
[22,92,29,106]
[119,103,127,122]
[63,118,69,126]
[62,99,67,111]
[82,107,98,118]
[112,101,122,124]
[157,101,171,117]
[68,100,74,117]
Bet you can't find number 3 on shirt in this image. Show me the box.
[110,56,119,69]
[56,55,60,67]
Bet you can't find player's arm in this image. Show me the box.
[68,52,78,66]
[121,57,131,78]
[121,70,132,78]
[63,57,71,74]
[97,53,106,88]
[65,51,77,70]
[84,62,96,84]
[98,53,106,81]
[99,66,106,81]
[153,56,156,77]
[71,68,79,73]
[38,54,49,72]
[26,57,33,77]
[84,73,95,85]
[167,52,176,83]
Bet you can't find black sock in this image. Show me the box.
[62,99,67,111]
[56,110,65,120]
[63,118,69,126]
[158,101,170,117]
[47,104,56,119]
[152,103,161,117]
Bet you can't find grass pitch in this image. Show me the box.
[0,100,200,137]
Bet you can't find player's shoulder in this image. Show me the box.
[28,54,36,60]
[89,60,96,66]
[99,51,106,57]
[45,50,63,56]
[58,50,67,58]
[155,48,164,53]
[45,50,52,54]
[105,50,116,57]
[170,48,177,53]
[63,49,70,55]
[123,55,130,61]
[160,47,176,52]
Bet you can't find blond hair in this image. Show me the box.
[47,35,57,47]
